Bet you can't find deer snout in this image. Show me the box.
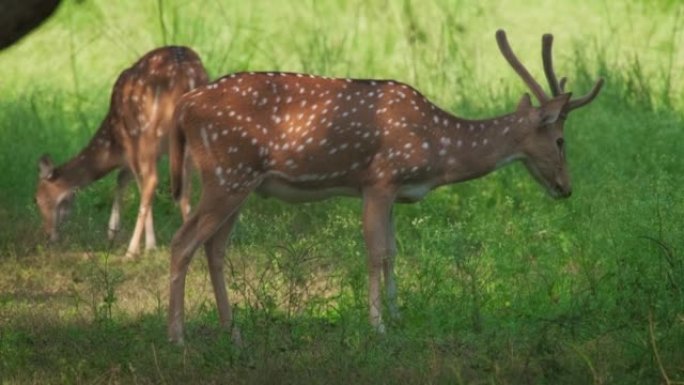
[42,218,59,242]
[551,180,572,199]
[557,185,572,198]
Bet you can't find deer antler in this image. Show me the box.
[496,29,549,103]
[559,77,567,93]
[541,33,604,112]
[567,78,604,111]
[498,29,604,112]
[542,34,562,96]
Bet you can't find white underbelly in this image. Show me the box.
[396,183,433,202]
[256,177,361,203]
[254,174,435,204]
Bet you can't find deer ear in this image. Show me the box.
[539,93,572,124]
[38,154,55,180]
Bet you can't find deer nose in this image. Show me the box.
[555,183,572,198]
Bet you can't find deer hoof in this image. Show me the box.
[231,326,243,347]
[168,335,185,346]
[107,227,119,241]
[123,250,138,261]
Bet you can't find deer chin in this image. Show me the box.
[542,179,572,199]
[546,185,565,199]
[522,161,571,199]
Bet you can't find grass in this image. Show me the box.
[1,0,683,384]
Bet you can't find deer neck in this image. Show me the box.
[436,109,528,185]
[55,120,123,190]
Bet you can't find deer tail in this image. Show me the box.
[170,105,187,202]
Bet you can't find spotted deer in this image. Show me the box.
[166,30,603,344]
[35,46,208,257]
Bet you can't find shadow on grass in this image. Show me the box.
[1,311,476,385]
[4,301,679,385]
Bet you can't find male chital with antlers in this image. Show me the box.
[166,30,603,343]
[35,46,208,257]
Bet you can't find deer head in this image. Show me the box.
[496,30,603,198]
[36,154,74,241]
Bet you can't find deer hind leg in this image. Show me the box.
[179,149,193,221]
[144,205,156,251]
[125,158,158,258]
[362,188,396,333]
[167,190,250,345]
[108,168,133,241]
[204,211,242,345]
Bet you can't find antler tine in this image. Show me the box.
[559,77,567,93]
[542,34,562,96]
[496,29,549,103]
[567,78,604,111]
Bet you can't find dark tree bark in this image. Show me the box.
[0,0,62,49]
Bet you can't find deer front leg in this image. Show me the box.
[108,168,132,241]
[144,207,156,251]
[385,209,400,321]
[204,212,241,345]
[362,188,396,333]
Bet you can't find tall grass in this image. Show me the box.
[0,0,682,384]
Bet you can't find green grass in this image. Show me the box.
[1,0,683,384]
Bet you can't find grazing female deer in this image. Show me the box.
[166,30,603,344]
[35,46,208,257]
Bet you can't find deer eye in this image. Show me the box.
[556,138,564,149]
